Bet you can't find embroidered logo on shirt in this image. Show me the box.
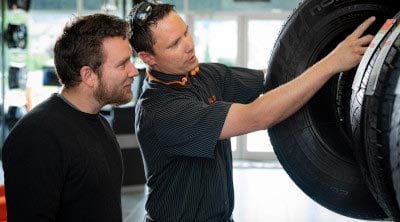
[207,95,217,104]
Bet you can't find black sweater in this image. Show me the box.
[2,94,123,222]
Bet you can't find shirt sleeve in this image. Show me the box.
[139,91,230,159]
[203,63,265,103]
[2,124,63,221]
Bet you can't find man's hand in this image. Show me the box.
[321,16,376,74]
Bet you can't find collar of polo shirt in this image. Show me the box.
[147,66,200,86]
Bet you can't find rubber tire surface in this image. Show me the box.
[362,33,400,220]
[350,14,400,220]
[390,80,400,212]
[266,0,400,219]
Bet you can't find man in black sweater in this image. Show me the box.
[2,13,139,221]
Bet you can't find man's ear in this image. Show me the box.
[139,51,156,66]
[80,66,96,87]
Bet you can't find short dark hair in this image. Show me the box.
[128,3,175,55]
[54,13,130,88]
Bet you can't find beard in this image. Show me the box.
[94,78,133,106]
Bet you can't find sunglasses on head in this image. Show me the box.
[129,0,163,26]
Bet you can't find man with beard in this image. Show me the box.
[2,13,138,221]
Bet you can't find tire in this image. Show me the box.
[362,29,400,220]
[266,0,400,219]
[350,14,400,219]
[390,85,400,212]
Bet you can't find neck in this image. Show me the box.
[60,86,102,114]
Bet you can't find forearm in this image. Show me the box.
[220,16,374,140]
[221,60,334,139]
[252,58,335,128]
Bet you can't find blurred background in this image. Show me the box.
[0,0,299,159]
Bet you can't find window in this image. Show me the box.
[247,19,283,69]
[193,17,237,65]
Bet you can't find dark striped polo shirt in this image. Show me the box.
[135,63,264,221]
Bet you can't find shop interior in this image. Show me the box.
[1,0,398,221]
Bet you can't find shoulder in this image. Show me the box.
[200,63,260,78]
[6,95,73,139]
[200,63,229,73]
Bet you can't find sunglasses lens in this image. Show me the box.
[136,12,148,21]
[132,2,154,26]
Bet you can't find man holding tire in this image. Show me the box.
[128,1,375,221]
